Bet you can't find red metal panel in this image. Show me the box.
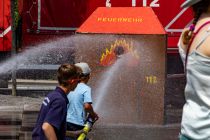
[40,0,87,28]
[87,0,194,37]
[80,0,194,34]
[24,0,193,32]
[0,0,194,51]
[20,0,194,52]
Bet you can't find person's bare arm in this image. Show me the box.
[42,122,57,140]
[84,103,99,121]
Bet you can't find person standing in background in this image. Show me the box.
[32,64,80,140]
[178,0,210,139]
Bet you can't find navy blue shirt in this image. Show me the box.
[32,87,69,140]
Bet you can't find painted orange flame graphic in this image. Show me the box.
[100,39,139,66]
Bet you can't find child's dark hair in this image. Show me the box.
[182,0,210,45]
[57,64,80,87]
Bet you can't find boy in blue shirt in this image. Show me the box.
[66,62,99,140]
[32,64,80,140]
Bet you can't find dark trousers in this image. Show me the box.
[66,122,88,140]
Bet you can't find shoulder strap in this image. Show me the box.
[185,21,210,68]
[195,31,210,50]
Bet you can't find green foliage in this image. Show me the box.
[14,0,19,28]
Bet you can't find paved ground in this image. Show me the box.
[0,94,43,106]
[0,93,182,140]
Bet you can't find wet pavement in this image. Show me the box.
[0,52,186,139]
[0,74,185,140]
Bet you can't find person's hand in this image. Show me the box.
[93,112,99,122]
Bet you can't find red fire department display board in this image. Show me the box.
[77,7,165,34]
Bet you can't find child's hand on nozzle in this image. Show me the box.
[92,112,99,122]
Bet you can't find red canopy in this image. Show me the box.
[0,0,12,51]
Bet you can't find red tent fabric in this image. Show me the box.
[0,0,12,51]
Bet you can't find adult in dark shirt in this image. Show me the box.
[32,64,80,140]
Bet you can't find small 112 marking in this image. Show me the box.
[146,76,157,84]
[132,0,160,7]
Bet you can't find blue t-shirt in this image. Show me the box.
[32,87,69,140]
[66,83,92,126]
